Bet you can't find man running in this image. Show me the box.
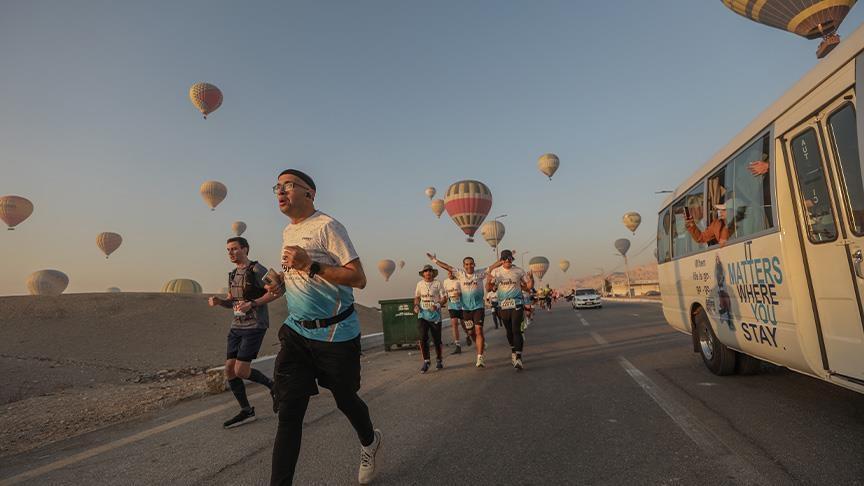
[208,237,280,429]
[486,250,533,370]
[415,265,447,372]
[427,253,490,367]
[442,270,465,354]
[266,169,382,485]
[485,287,501,329]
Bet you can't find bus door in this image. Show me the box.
[785,90,864,382]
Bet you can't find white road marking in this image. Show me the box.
[589,331,607,345]
[618,357,764,484]
[580,317,590,327]
[0,390,269,486]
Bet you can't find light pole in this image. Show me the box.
[521,250,530,268]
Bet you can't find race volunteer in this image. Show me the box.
[486,250,533,370]
[415,265,447,372]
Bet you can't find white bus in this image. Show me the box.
[658,23,864,394]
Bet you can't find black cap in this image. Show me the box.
[500,249,514,261]
[278,169,316,191]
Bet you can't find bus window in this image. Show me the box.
[657,209,671,263]
[730,134,773,238]
[827,104,864,236]
[672,183,707,257]
[790,129,838,243]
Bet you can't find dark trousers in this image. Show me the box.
[418,319,443,360]
[499,308,525,353]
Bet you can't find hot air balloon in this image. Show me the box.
[27,270,69,296]
[107,287,122,293]
[161,279,203,294]
[722,0,857,58]
[231,221,247,236]
[444,180,493,242]
[377,259,396,281]
[529,256,550,281]
[398,260,406,270]
[480,220,505,251]
[0,195,33,230]
[559,260,570,273]
[188,82,223,119]
[538,153,560,180]
[425,187,436,200]
[200,181,227,211]
[430,199,445,219]
[96,232,123,259]
[622,212,642,234]
[615,238,631,256]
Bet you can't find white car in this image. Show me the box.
[571,288,602,309]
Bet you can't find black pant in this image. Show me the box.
[499,308,525,353]
[418,319,442,360]
[492,307,501,328]
[270,325,374,485]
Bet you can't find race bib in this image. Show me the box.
[463,319,474,330]
[500,299,516,310]
[420,300,435,310]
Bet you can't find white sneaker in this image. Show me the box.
[359,429,382,484]
[475,355,485,368]
[511,353,517,366]
[515,358,524,370]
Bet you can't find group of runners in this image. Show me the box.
[415,249,535,371]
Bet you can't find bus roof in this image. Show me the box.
[661,22,864,210]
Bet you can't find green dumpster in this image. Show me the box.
[379,298,419,351]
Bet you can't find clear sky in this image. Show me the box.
[3,1,863,306]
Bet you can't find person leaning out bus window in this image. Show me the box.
[686,203,730,246]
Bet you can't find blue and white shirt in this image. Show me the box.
[415,279,444,322]
[491,266,529,309]
[456,269,487,311]
[442,278,462,310]
[281,211,360,342]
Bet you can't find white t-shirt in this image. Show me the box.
[442,278,462,309]
[455,269,487,310]
[281,211,360,342]
[415,279,444,321]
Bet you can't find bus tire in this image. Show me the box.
[735,353,763,375]
[694,307,736,376]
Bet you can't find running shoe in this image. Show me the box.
[436,359,444,370]
[451,343,462,355]
[420,361,430,374]
[515,358,524,370]
[466,335,473,346]
[475,355,485,368]
[359,429,383,485]
[223,407,256,429]
[511,353,517,366]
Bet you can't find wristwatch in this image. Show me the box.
[308,261,321,279]
[250,300,258,309]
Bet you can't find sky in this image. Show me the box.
[3,1,864,306]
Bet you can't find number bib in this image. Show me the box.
[463,319,474,330]
[500,299,517,310]
[420,300,435,310]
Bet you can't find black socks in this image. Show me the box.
[249,368,274,389]
[228,377,250,410]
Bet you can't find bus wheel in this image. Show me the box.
[694,308,736,375]
[735,353,763,375]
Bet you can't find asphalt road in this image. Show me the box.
[3,302,864,485]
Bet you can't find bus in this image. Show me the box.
[658,23,864,395]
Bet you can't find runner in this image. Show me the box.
[266,169,382,485]
[442,270,464,354]
[543,285,553,311]
[486,250,533,370]
[415,265,447,372]
[427,253,490,367]
[208,236,280,429]
[485,287,501,329]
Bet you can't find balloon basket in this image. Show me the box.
[466,238,474,243]
[817,33,840,59]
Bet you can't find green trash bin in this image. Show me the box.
[379,298,419,351]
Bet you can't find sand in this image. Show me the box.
[0,292,381,456]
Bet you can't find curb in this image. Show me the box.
[602,298,662,304]
[205,332,385,392]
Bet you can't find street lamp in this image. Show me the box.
[521,250,530,268]
[491,214,507,258]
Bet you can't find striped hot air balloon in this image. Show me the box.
[721,0,857,58]
[529,256,550,281]
[444,180,493,242]
[188,82,223,119]
[161,279,203,294]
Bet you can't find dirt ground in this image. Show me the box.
[0,292,382,457]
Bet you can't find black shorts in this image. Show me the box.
[273,324,362,399]
[461,308,485,329]
[226,328,267,362]
[448,308,462,319]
